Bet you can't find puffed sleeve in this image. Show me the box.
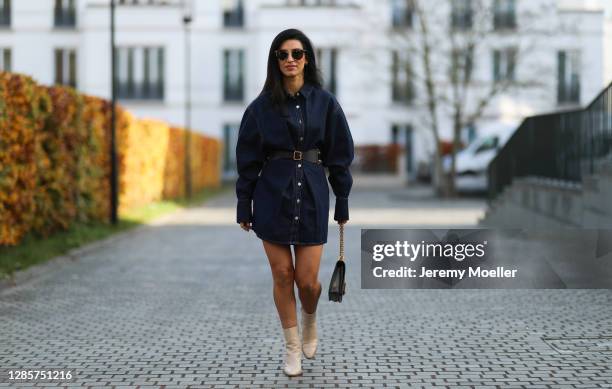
[235,107,265,224]
[322,98,354,222]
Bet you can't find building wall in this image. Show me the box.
[606,4,612,87]
[1,0,610,179]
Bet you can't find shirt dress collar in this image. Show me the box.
[284,82,314,99]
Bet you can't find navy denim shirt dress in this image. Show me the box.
[235,82,354,245]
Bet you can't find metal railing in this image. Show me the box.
[488,80,612,199]
[223,3,244,28]
[493,12,516,30]
[54,7,76,28]
[223,84,244,102]
[117,81,164,100]
[0,2,10,26]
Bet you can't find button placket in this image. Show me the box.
[290,173,301,243]
[294,93,305,242]
[286,90,306,243]
[294,160,303,225]
[297,95,304,148]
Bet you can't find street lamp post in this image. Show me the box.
[183,0,193,199]
[110,0,118,224]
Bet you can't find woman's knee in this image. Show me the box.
[296,278,321,294]
[263,240,294,288]
[272,266,295,288]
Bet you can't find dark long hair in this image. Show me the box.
[261,28,323,114]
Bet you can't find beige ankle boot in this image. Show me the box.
[282,325,302,376]
[300,307,318,359]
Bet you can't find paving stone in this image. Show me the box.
[0,188,610,388]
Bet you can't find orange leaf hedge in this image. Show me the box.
[0,71,221,246]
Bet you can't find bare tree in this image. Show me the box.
[417,0,562,196]
[361,0,562,196]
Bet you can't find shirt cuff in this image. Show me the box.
[333,196,349,222]
[237,199,253,223]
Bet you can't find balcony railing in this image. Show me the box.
[451,11,472,30]
[493,12,516,30]
[0,5,10,26]
[558,79,580,104]
[118,0,181,5]
[391,2,414,29]
[224,85,244,101]
[488,81,612,199]
[392,83,415,104]
[54,8,76,28]
[117,82,164,100]
[223,7,244,27]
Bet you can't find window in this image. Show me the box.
[223,0,244,27]
[391,0,414,28]
[286,0,338,5]
[54,0,76,28]
[557,50,580,104]
[0,0,10,26]
[0,48,10,71]
[116,46,164,100]
[316,48,337,95]
[450,46,474,84]
[463,122,476,144]
[223,123,240,176]
[118,0,176,4]
[54,48,77,88]
[223,49,244,102]
[493,47,516,82]
[391,123,414,175]
[451,0,472,30]
[392,50,415,104]
[474,136,499,154]
[493,0,516,30]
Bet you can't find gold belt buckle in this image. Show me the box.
[293,150,303,160]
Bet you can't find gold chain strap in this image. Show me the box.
[339,222,345,261]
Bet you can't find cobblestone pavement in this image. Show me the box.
[1,183,611,388]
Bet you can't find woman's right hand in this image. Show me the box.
[239,221,252,231]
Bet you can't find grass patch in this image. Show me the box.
[0,183,233,282]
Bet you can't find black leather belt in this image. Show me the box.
[266,148,322,164]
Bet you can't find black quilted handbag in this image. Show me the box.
[328,222,346,302]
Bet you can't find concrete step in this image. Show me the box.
[593,158,612,176]
[483,173,612,228]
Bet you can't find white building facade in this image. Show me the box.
[1,0,611,181]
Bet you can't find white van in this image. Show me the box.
[443,123,517,193]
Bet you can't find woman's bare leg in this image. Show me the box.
[294,244,323,314]
[262,239,297,328]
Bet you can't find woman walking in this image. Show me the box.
[235,28,354,376]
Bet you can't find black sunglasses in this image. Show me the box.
[275,48,307,61]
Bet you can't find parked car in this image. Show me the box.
[443,123,517,193]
